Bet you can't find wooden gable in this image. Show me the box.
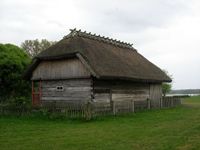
[31,58,90,80]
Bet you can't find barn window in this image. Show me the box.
[56,86,64,91]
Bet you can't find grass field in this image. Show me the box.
[1,96,200,150]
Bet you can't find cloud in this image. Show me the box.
[0,0,200,89]
[0,0,190,42]
[136,7,200,89]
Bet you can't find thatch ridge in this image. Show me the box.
[63,28,134,49]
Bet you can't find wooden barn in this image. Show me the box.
[24,29,171,110]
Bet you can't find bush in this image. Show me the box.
[0,96,32,115]
[0,44,31,102]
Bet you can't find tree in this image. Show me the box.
[162,83,172,97]
[21,39,56,58]
[0,44,31,102]
[162,70,173,97]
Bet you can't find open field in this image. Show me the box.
[0,96,200,150]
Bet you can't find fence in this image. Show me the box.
[0,97,181,120]
[35,99,151,119]
[161,96,181,108]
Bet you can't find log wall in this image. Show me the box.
[92,79,162,109]
[41,79,92,106]
[37,78,162,109]
[93,80,149,101]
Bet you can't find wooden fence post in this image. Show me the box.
[147,99,151,110]
[111,101,116,115]
[160,98,163,108]
[85,101,92,120]
[32,81,34,106]
[131,100,135,112]
[171,98,174,107]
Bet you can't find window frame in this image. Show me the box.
[56,86,64,92]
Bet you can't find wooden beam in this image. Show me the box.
[76,53,99,78]
[32,81,34,105]
[39,80,42,105]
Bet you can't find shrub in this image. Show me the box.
[0,44,31,102]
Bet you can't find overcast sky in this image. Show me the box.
[1,0,200,89]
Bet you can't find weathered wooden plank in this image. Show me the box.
[32,58,90,80]
[40,79,92,103]
[112,93,149,101]
[94,93,110,103]
[149,84,162,108]
[42,92,91,98]
[112,89,149,94]
[93,88,110,93]
[42,87,91,92]
[42,79,91,87]
[42,97,90,101]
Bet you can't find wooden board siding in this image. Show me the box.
[112,93,149,102]
[93,93,110,103]
[41,79,92,104]
[93,80,150,103]
[31,58,90,80]
[149,84,162,108]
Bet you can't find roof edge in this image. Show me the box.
[76,53,99,78]
[22,58,40,80]
[98,75,172,83]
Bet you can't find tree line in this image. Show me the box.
[0,39,55,105]
[21,39,56,58]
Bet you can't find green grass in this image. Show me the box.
[182,95,200,107]
[1,96,200,150]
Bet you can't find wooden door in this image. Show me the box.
[32,80,42,106]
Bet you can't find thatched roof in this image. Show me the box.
[24,29,171,82]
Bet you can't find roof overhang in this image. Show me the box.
[23,52,171,83]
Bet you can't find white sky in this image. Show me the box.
[0,0,200,89]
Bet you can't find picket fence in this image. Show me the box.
[40,96,181,119]
[0,96,182,120]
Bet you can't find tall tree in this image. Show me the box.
[21,39,56,58]
[0,44,31,102]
